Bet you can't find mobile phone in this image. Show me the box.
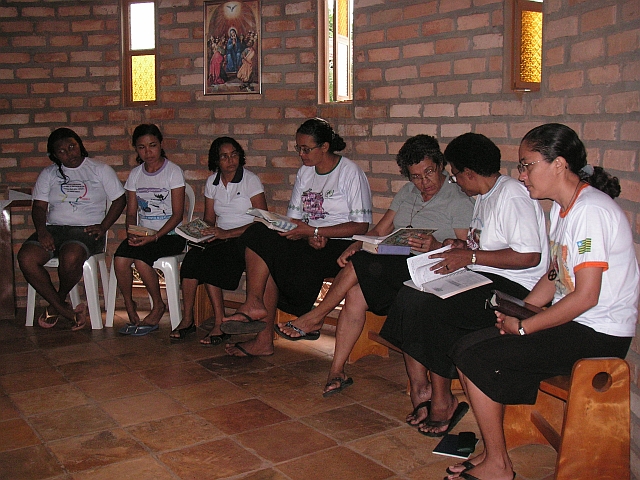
[457,431,477,454]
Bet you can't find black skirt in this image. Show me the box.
[451,321,632,405]
[180,238,246,290]
[379,272,530,379]
[114,235,186,267]
[241,222,352,316]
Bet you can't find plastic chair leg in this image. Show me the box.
[26,283,36,326]
[82,256,103,329]
[155,255,183,330]
[105,264,118,328]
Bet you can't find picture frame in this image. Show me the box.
[204,0,261,95]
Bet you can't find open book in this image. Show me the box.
[246,208,297,232]
[176,218,214,243]
[486,290,543,319]
[404,245,492,299]
[353,228,436,255]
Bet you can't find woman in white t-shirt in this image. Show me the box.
[114,124,186,335]
[18,128,126,330]
[221,118,373,357]
[448,124,639,480]
[169,137,267,344]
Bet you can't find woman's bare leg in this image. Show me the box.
[135,260,165,325]
[199,284,227,343]
[171,276,198,335]
[404,354,433,425]
[279,262,360,338]
[445,371,513,480]
[323,283,368,394]
[114,256,140,325]
[223,248,269,323]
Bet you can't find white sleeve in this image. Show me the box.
[167,163,185,189]
[245,171,264,198]
[345,165,373,223]
[287,170,304,219]
[32,168,53,203]
[99,164,125,201]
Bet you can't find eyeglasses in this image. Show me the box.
[294,144,322,155]
[517,160,542,174]
[448,170,460,184]
[219,151,240,161]
[409,167,439,183]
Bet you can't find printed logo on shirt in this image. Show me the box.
[577,238,591,254]
[301,189,328,221]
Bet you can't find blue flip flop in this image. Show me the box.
[118,323,137,335]
[130,324,159,336]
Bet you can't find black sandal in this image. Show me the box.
[200,332,230,346]
[170,322,196,340]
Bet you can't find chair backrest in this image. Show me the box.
[184,182,195,223]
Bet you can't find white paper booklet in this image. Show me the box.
[246,208,297,232]
[405,245,492,299]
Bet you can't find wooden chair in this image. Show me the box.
[504,357,630,480]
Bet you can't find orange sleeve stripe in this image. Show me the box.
[574,261,608,273]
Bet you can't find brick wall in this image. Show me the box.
[1,0,639,474]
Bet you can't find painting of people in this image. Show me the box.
[204,1,261,95]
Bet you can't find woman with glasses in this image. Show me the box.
[170,137,267,343]
[275,134,473,397]
[220,117,373,357]
[447,124,638,480]
[379,132,549,436]
[18,128,126,330]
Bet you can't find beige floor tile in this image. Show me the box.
[70,456,175,480]
[0,366,67,393]
[166,377,252,411]
[198,398,290,434]
[0,350,51,375]
[159,438,264,479]
[277,446,393,480]
[0,418,41,452]
[260,381,354,418]
[100,391,187,427]
[198,353,274,376]
[57,356,130,382]
[29,404,117,441]
[236,420,336,463]
[225,366,310,396]
[126,413,223,451]
[10,383,89,415]
[47,428,147,473]
[301,403,401,442]
[74,371,156,401]
[0,394,21,420]
[43,342,111,366]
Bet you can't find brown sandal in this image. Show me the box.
[37,308,59,329]
[71,304,88,331]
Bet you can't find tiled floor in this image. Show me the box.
[0,309,557,480]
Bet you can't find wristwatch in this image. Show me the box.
[314,227,319,238]
[518,319,526,336]
[471,252,477,265]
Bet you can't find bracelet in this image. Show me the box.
[314,227,319,238]
[471,251,477,265]
[155,234,158,242]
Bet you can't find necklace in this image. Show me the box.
[561,180,583,214]
[406,195,429,228]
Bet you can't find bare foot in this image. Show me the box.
[199,323,227,345]
[418,396,461,436]
[446,452,484,477]
[407,383,432,425]
[447,460,513,480]
[124,300,140,325]
[71,303,88,331]
[322,372,352,396]
[222,308,267,324]
[225,339,273,357]
[276,315,324,339]
[142,302,166,326]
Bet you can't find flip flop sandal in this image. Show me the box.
[37,308,59,329]
[322,377,354,397]
[220,312,267,335]
[458,471,516,480]
[419,401,469,438]
[70,304,88,331]
[274,321,321,341]
[200,333,230,346]
[446,460,475,475]
[406,400,431,426]
[118,323,138,335]
[170,323,196,340]
[130,324,159,336]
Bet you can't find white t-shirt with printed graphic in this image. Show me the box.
[287,156,373,231]
[204,167,264,231]
[124,159,185,232]
[467,175,548,291]
[33,157,125,226]
[548,184,638,337]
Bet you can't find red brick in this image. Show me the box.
[588,65,621,85]
[608,30,640,56]
[50,35,83,47]
[619,179,640,203]
[34,112,68,124]
[88,34,119,47]
[70,111,104,123]
[53,67,87,78]
[59,5,91,16]
[471,78,502,94]
[530,98,565,116]
[386,65,417,82]
[13,98,47,109]
[401,83,435,98]
[371,8,403,25]
[265,20,296,33]
[50,97,84,108]
[6,172,39,183]
[603,149,636,172]
[423,18,455,36]
[12,36,46,48]
[0,53,30,64]
[581,6,617,32]
[548,71,584,91]
[583,122,617,141]
[423,103,455,117]
[22,7,55,17]
[605,91,640,114]
[0,21,34,34]
[372,123,404,136]
[404,2,438,19]
[3,84,28,95]
[356,68,382,82]
[458,102,490,117]
[435,37,468,55]
[454,57,486,75]
[622,61,640,82]
[570,38,605,63]
[545,45,565,67]
[403,42,435,58]
[72,20,104,32]
[457,13,490,30]
[370,159,399,174]
[286,72,314,84]
[437,80,468,96]
[545,17,579,41]
[263,53,296,66]
[439,0,472,14]
[1,143,34,154]
[368,47,400,63]
[87,96,120,107]
[419,61,451,77]
[566,95,602,115]
[473,33,502,50]
[0,7,18,17]
[370,86,400,100]
[388,24,419,41]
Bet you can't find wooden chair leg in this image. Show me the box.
[348,311,389,364]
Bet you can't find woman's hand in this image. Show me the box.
[36,229,55,252]
[202,226,227,242]
[337,241,362,267]
[127,233,157,247]
[308,235,327,250]
[84,224,106,240]
[407,234,440,253]
[495,311,520,335]
[280,219,312,241]
[427,244,473,274]
[443,238,467,249]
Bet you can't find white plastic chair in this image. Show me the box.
[25,239,110,330]
[105,183,195,330]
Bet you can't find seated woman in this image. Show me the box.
[221,117,373,357]
[379,132,549,434]
[448,124,638,480]
[169,136,267,343]
[275,134,474,397]
[114,124,186,335]
[18,127,126,330]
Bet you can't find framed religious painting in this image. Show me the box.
[204,0,261,95]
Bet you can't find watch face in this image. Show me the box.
[518,327,526,336]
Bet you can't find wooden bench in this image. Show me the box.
[504,357,630,480]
